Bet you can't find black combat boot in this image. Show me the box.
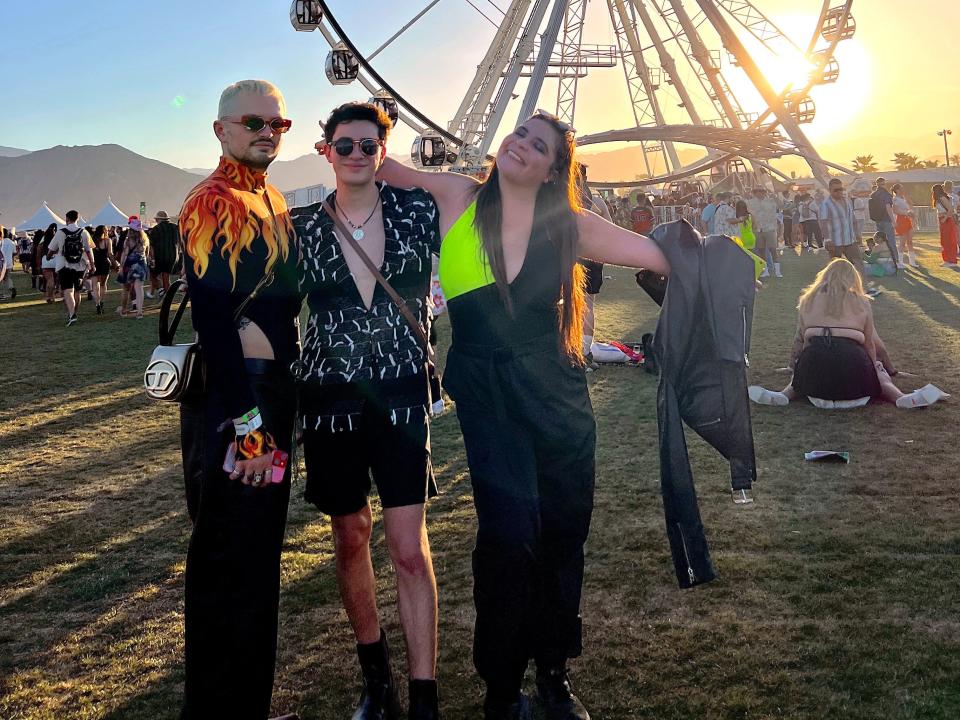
[482,691,531,720]
[408,679,439,720]
[352,630,402,720]
[534,665,590,720]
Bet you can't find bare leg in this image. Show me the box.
[383,503,438,680]
[331,504,382,645]
[63,288,77,317]
[875,362,906,404]
[133,280,144,317]
[44,270,55,301]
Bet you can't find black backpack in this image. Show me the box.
[62,228,84,263]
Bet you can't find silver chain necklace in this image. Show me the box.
[335,197,380,241]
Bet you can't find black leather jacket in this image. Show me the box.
[644,220,758,588]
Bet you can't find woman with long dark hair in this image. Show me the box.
[89,225,115,313]
[932,184,958,267]
[377,111,668,719]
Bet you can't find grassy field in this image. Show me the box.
[1,234,958,719]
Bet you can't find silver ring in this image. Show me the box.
[252,472,264,485]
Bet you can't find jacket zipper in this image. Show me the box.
[742,305,750,367]
[676,522,696,585]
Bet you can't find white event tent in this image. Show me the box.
[18,202,66,231]
[87,198,131,228]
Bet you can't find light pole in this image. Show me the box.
[938,129,952,167]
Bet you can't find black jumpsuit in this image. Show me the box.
[439,205,597,697]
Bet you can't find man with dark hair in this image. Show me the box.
[177,79,301,720]
[869,177,899,266]
[293,101,442,719]
[46,210,95,325]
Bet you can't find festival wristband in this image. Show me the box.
[233,408,263,436]
[236,428,276,460]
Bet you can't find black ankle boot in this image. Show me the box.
[353,630,402,720]
[408,679,439,719]
[483,692,531,720]
[534,665,590,720]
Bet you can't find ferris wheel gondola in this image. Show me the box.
[411,135,447,168]
[369,90,399,129]
[289,0,323,31]
[325,43,359,85]
[299,0,858,187]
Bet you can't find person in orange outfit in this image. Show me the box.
[933,184,959,267]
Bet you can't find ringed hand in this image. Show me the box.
[232,453,275,488]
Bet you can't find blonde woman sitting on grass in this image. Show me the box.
[749,258,949,409]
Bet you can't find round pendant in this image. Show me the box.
[352,228,365,241]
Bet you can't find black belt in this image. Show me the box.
[244,358,291,377]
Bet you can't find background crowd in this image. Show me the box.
[0,211,182,324]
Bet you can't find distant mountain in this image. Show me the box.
[180,152,415,191]
[0,144,202,227]
[578,145,708,183]
[0,146,31,158]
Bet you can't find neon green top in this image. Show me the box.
[438,201,496,301]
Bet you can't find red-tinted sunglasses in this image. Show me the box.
[221,115,293,134]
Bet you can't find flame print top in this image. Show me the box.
[179,156,303,420]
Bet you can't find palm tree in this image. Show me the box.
[921,160,942,169]
[891,152,923,171]
[851,154,879,172]
[950,153,960,166]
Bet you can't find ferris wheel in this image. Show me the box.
[289,0,856,188]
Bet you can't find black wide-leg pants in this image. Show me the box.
[178,366,295,719]
[446,346,596,697]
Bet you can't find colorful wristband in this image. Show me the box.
[233,408,263,437]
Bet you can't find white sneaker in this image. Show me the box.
[145,291,155,299]
[759,268,770,279]
[748,386,789,406]
[774,263,783,278]
[896,384,950,408]
[430,398,446,417]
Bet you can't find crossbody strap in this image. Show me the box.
[321,197,435,363]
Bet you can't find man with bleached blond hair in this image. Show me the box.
[177,79,301,720]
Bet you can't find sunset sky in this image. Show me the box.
[2,1,957,178]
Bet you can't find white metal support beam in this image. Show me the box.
[631,0,702,125]
[518,0,570,121]
[693,0,831,184]
[447,0,533,153]
[478,0,554,157]
[609,0,681,170]
[555,0,589,125]
[662,0,744,128]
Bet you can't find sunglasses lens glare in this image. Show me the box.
[334,139,354,156]
[360,140,379,156]
[242,116,266,132]
[270,119,292,134]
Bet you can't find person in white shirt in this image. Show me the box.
[0,227,15,299]
[46,209,95,325]
[747,187,782,277]
[712,192,739,238]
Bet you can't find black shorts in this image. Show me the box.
[579,259,604,295]
[153,259,175,275]
[302,399,436,516]
[58,267,85,292]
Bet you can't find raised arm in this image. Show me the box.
[376,156,477,227]
[576,209,670,275]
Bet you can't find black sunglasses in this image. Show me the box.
[330,137,383,157]
[221,115,293,134]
